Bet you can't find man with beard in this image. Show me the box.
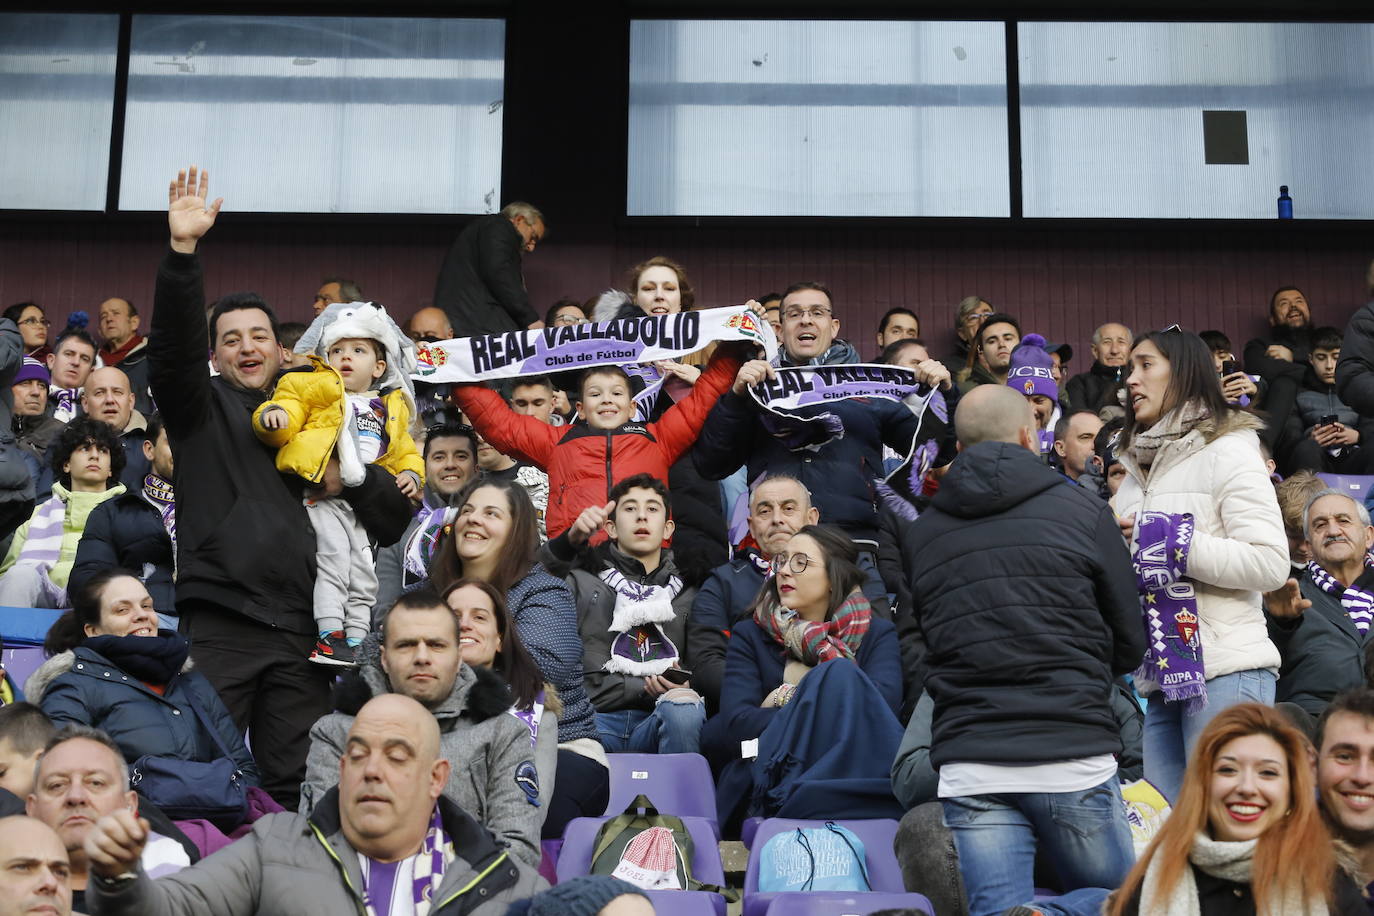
[1265,489,1374,720]
[1245,285,1315,382]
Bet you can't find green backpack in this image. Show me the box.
[588,794,735,900]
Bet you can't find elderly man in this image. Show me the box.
[433,202,546,336]
[1065,323,1132,413]
[26,726,191,912]
[1266,488,1374,719]
[83,694,543,916]
[79,366,150,492]
[96,297,152,415]
[301,589,541,867]
[688,474,819,709]
[0,815,72,916]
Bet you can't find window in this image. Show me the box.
[628,20,1010,217]
[119,15,505,214]
[1019,22,1374,219]
[0,13,119,211]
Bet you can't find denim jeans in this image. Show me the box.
[1144,668,1276,802]
[595,699,705,754]
[940,777,1134,916]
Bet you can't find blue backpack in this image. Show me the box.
[757,822,871,893]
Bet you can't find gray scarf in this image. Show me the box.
[1129,402,1211,470]
[1139,831,1327,916]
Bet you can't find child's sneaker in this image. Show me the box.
[309,632,356,667]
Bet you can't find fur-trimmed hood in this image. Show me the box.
[331,632,514,725]
[25,645,193,703]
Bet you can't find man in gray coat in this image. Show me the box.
[300,587,545,867]
[81,693,545,916]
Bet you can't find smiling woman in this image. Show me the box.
[23,569,259,828]
[1107,703,1361,915]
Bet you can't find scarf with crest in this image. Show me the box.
[1307,556,1374,634]
[753,588,871,665]
[600,566,684,677]
[358,805,453,916]
[1134,510,1207,710]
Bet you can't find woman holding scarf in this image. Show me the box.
[1107,702,1364,915]
[1112,327,1289,801]
[712,524,903,831]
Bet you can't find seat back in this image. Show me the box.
[2,646,46,697]
[1317,473,1374,504]
[604,753,717,823]
[644,889,728,916]
[555,814,725,885]
[0,606,63,646]
[762,891,935,915]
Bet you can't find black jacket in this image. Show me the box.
[70,490,175,616]
[1245,324,1316,383]
[1065,361,1126,413]
[1337,300,1374,417]
[903,440,1145,767]
[148,250,411,633]
[433,215,537,336]
[1268,567,1374,718]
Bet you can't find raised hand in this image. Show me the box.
[732,359,776,395]
[569,500,614,546]
[168,166,223,254]
[1264,578,1311,619]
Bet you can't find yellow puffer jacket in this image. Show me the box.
[252,357,424,486]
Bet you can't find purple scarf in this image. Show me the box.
[1134,511,1207,710]
[1307,557,1374,635]
[359,805,451,916]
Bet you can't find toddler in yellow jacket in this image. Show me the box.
[252,302,423,666]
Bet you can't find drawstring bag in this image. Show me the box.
[757,821,870,893]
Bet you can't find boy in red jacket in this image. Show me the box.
[452,344,743,539]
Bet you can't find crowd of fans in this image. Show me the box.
[4,165,1374,916]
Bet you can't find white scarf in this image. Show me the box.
[1139,831,1328,916]
[599,567,683,677]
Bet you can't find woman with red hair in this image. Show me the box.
[1109,702,1364,915]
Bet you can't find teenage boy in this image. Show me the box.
[1287,326,1374,474]
[545,473,705,753]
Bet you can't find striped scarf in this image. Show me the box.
[359,805,453,916]
[754,589,871,665]
[16,494,67,570]
[1308,558,1374,634]
[49,387,80,423]
[141,473,176,560]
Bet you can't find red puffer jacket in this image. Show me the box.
[453,348,741,538]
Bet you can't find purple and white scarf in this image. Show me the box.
[601,568,683,677]
[49,387,80,423]
[141,473,176,559]
[1134,511,1207,710]
[1307,557,1374,634]
[358,805,452,916]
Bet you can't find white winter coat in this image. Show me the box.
[1112,410,1288,693]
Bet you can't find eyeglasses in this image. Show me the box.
[782,307,832,322]
[18,317,49,327]
[771,552,814,575]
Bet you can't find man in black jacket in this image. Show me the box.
[1064,321,1132,413]
[1245,285,1316,383]
[1266,489,1374,720]
[151,167,412,808]
[432,203,546,337]
[903,383,1145,916]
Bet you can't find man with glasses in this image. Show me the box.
[902,384,1143,916]
[693,281,951,612]
[941,295,994,378]
[433,202,547,337]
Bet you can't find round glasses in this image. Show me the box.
[771,552,814,575]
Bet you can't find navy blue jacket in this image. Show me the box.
[28,646,258,784]
[688,549,769,709]
[692,392,935,544]
[717,615,901,749]
[70,492,175,617]
[904,440,1145,768]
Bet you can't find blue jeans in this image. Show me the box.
[1144,668,1276,802]
[595,699,705,754]
[941,778,1134,916]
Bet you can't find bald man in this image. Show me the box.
[900,382,1144,916]
[78,365,151,492]
[83,694,544,915]
[407,307,454,343]
[0,815,72,916]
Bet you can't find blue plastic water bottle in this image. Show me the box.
[1277,185,1293,219]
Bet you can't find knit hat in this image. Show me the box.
[1005,333,1058,401]
[505,876,647,916]
[13,357,49,386]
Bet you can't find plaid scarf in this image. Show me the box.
[754,588,871,665]
[600,567,683,677]
[1307,557,1374,634]
[359,805,453,916]
[1134,511,1207,710]
[141,473,176,564]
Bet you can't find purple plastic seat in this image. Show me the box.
[743,819,905,916]
[604,753,718,833]
[555,814,726,885]
[1317,473,1374,504]
[2,646,46,695]
[644,890,728,915]
[763,891,934,915]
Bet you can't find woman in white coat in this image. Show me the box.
[1111,327,1289,801]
